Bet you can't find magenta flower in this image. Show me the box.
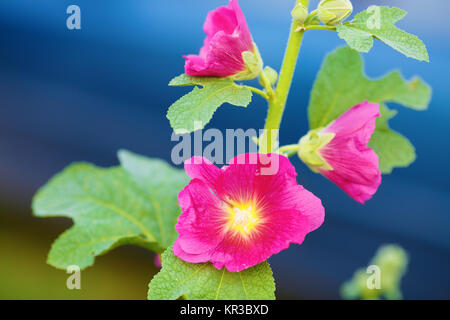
[184,0,261,80]
[173,153,325,272]
[298,101,382,204]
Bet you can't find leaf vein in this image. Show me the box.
[75,196,156,242]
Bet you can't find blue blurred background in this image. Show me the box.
[0,0,449,299]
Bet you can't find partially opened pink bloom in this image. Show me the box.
[174,153,325,272]
[184,0,261,80]
[298,101,382,204]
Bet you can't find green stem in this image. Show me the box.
[244,85,270,100]
[259,0,309,153]
[278,144,300,158]
[306,25,337,31]
[278,144,299,153]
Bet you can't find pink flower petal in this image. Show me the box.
[184,156,222,191]
[228,0,253,47]
[320,101,382,204]
[324,101,380,145]
[203,2,239,38]
[173,240,211,264]
[176,179,225,254]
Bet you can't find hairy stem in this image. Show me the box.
[259,0,309,153]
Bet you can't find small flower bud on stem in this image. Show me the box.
[317,0,353,26]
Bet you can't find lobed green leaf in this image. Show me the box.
[148,247,276,300]
[337,6,429,62]
[32,151,188,270]
[167,74,252,134]
[368,105,416,174]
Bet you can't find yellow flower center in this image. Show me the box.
[227,203,259,236]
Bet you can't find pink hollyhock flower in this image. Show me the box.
[174,153,325,272]
[298,101,382,204]
[184,0,262,80]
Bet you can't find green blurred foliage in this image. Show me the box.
[341,244,409,300]
[0,203,159,300]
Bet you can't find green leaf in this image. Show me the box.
[167,74,252,134]
[309,47,431,128]
[32,151,187,270]
[148,247,276,300]
[118,150,189,246]
[337,6,429,62]
[169,74,228,87]
[369,105,416,174]
[308,47,431,173]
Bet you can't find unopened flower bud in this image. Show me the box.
[291,3,308,25]
[260,66,278,87]
[317,0,353,26]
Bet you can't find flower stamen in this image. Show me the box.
[228,204,259,235]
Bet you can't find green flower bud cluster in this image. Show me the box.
[341,244,409,300]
